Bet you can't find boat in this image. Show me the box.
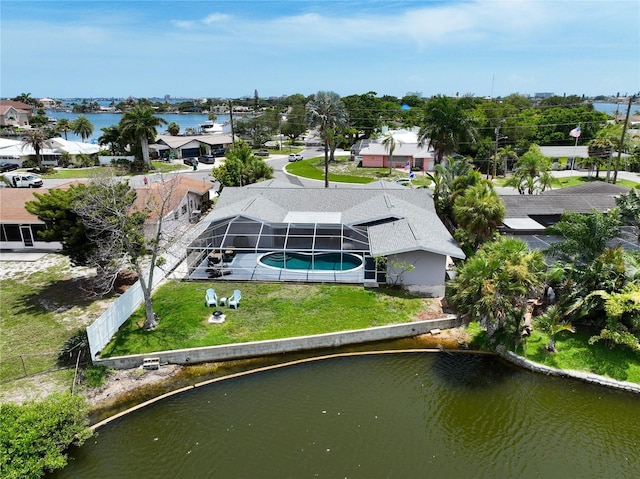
[199,120,223,134]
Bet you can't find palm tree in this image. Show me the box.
[21,129,50,171]
[453,182,506,250]
[505,144,552,194]
[167,122,180,136]
[382,131,402,175]
[417,95,476,166]
[56,118,71,140]
[448,237,546,338]
[119,105,167,168]
[536,305,575,352]
[71,115,94,142]
[426,155,474,219]
[306,91,348,188]
[98,125,124,155]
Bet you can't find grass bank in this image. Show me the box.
[522,328,640,384]
[100,282,431,357]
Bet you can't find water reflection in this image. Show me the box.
[51,353,640,479]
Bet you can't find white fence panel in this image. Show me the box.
[86,218,212,359]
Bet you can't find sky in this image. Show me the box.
[2,0,639,100]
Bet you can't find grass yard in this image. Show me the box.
[0,256,108,384]
[494,175,640,189]
[523,328,640,384]
[40,161,185,179]
[100,282,430,357]
[286,156,432,187]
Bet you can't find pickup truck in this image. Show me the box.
[8,173,43,188]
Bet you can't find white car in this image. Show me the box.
[9,173,43,188]
[394,177,412,186]
[288,153,303,162]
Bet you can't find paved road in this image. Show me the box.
[36,152,640,192]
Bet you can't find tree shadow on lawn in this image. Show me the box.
[13,276,104,317]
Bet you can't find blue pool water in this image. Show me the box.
[259,252,362,271]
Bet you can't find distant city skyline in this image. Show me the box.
[2,1,639,100]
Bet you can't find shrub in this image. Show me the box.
[84,365,108,388]
[0,393,92,478]
[57,329,90,368]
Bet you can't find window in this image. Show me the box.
[182,205,187,215]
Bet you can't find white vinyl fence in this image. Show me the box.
[87,217,213,359]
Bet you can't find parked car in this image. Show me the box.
[9,173,43,188]
[254,150,269,157]
[183,157,199,166]
[212,147,228,157]
[198,155,215,164]
[394,177,412,186]
[288,153,303,162]
[0,162,19,173]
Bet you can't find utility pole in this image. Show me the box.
[492,126,499,179]
[229,100,235,149]
[613,96,633,184]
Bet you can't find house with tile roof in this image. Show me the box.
[0,101,33,127]
[186,180,465,295]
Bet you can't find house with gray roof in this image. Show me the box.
[186,181,465,296]
[499,182,639,253]
[151,134,234,160]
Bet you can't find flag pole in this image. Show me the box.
[571,134,579,176]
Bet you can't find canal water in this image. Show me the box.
[50,352,640,478]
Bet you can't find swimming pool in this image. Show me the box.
[258,252,363,271]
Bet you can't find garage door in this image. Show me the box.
[181,147,200,158]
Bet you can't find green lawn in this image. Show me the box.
[0,258,107,383]
[493,175,640,189]
[40,161,185,179]
[100,282,429,357]
[286,156,432,186]
[523,328,640,384]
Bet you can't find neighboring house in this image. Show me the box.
[0,187,62,250]
[499,182,639,252]
[152,134,234,159]
[186,180,465,296]
[359,129,436,171]
[350,139,371,160]
[133,175,215,239]
[539,146,590,170]
[0,137,99,167]
[0,101,33,127]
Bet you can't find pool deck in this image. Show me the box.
[189,252,367,283]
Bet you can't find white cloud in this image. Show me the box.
[202,13,231,24]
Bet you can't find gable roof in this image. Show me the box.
[209,182,465,259]
[154,134,233,149]
[0,101,33,115]
[133,175,214,221]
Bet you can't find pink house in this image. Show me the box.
[360,141,435,171]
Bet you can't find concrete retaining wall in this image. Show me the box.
[500,350,640,394]
[95,316,460,369]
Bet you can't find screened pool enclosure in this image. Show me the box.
[186,215,380,283]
